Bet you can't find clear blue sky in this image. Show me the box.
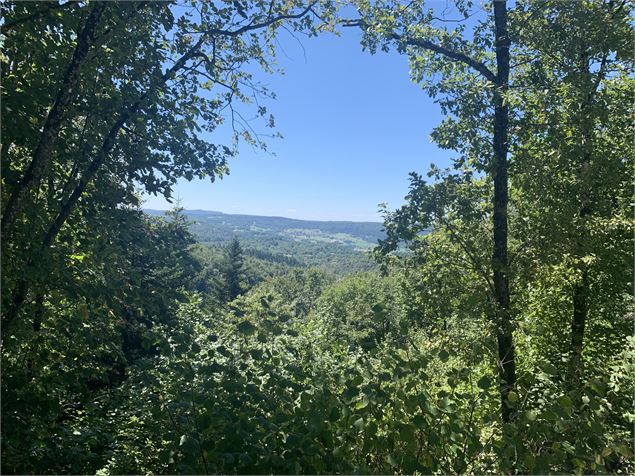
[143,27,452,222]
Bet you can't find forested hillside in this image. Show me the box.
[1,1,633,475]
[147,209,384,274]
[146,209,385,244]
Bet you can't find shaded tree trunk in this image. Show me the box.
[492,0,516,424]
[570,269,589,377]
[568,47,600,382]
[372,0,516,426]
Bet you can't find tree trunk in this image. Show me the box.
[1,3,106,250]
[570,269,588,377]
[1,108,132,341]
[568,48,597,382]
[492,0,516,424]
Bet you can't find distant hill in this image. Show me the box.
[145,209,385,248]
[145,209,386,274]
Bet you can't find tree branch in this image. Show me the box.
[342,18,497,84]
[202,2,317,37]
[393,32,497,83]
[1,2,107,251]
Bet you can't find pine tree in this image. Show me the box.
[223,238,245,302]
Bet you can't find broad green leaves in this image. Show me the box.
[2,1,633,475]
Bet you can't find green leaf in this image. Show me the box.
[525,410,538,421]
[558,395,573,415]
[617,444,633,458]
[198,412,212,429]
[477,375,492,390]
[353,417,364,430]
[278,313,292,322]
[237,320,256,335]
[399,424,416,444]
[413,414,425,426]
[540,362,558,375]
[371,303,385,314]
[249,348,263,360]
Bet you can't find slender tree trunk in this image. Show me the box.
[568,49,596,382]
[492,0,516,424]
[1,108,133,341]
[2,278,29,339]
[570,269,588,376]
[569,177,591,383]
[374,0,516,426]
[0,141,10,167]
[1,3,107,249]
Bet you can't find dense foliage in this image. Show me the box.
[1,1,633,475]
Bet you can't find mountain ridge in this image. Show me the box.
[144,208,385,244]
[144,208,383,225]
[144,208,386,274]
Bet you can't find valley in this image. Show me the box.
[146,209,386,275]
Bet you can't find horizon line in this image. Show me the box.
[143,207,384,225]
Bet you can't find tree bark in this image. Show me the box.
[492,0,516,424]
[1,3,107,251]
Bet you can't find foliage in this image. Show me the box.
[1,1,633,475]
[1,207,199,474]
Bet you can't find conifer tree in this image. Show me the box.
[223,237,245,302]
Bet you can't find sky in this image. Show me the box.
[143,26,453,222]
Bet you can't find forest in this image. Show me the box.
[1,1,633,474]
[147,208,384,274]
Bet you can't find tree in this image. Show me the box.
[1,0,334,338]
[510,0,633,383]
[223,237,246,301]
[350,0,517,424]
[312,271,402,350]
[1,2,107,248]
[364,1,633,471]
